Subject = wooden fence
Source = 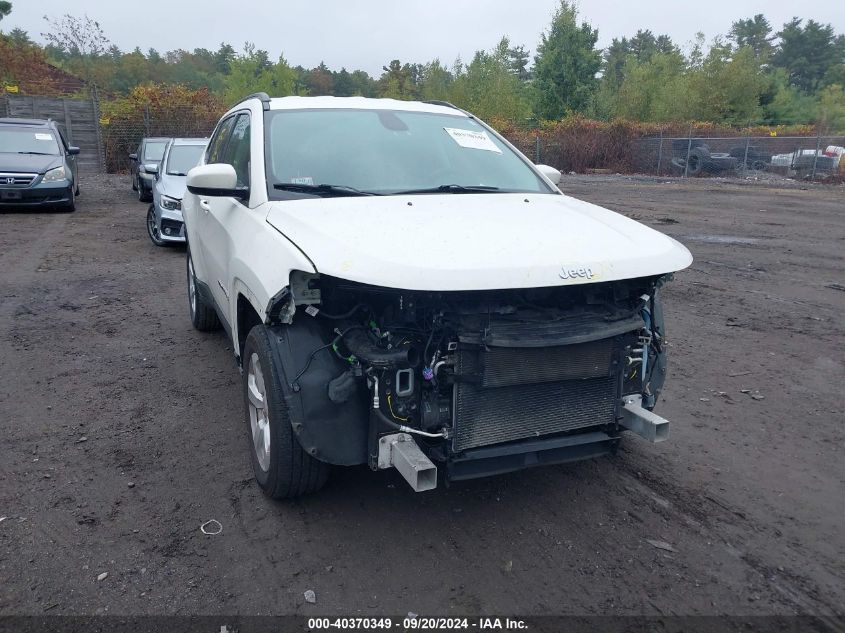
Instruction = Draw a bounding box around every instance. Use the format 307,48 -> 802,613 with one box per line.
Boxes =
1,94 -> 104,173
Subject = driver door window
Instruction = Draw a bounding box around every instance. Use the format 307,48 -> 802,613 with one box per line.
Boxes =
206,116 -> 235,164
222,113 -> 251,188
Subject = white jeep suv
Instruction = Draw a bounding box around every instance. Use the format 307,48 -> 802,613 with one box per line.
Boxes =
183,93 -> 692,498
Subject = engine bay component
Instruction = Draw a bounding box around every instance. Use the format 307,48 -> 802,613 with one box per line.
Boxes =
621,394 -> 670,443
273,271 -> 673,490
377,433 -> 438,492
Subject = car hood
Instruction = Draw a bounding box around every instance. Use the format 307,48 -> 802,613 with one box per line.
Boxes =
0,152 -> 62,174
157,173 -> 188,199
265,193 -> 693,291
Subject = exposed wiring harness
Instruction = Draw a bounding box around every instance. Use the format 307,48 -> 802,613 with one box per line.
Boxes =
387,393 -> 409,422
373,407 -> 448,439
289,325 -> 361,388
315,303 -> 366,320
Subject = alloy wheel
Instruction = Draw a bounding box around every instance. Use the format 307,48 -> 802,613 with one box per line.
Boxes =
247,352 -> 271,472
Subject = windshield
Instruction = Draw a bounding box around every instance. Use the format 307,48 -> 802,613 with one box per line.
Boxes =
264,109 -> 551,198
143,141 -> 168,161
166,144 -> 205,176
0,127 -> 61,155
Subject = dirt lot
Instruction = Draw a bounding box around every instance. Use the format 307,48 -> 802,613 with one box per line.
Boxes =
0,174 -> 843,620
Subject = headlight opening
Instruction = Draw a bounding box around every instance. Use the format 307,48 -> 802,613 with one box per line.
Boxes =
42,166 -> 67,182
161,196 -> 182,211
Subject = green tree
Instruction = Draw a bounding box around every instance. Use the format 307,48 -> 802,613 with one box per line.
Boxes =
593,29 -> 677,118
349,70 -> 377,97
817,84 -> 845,132
728,14 -> 775,60
507,44 -> 531,81
601,37 -> 631,89
532,0 -> 601,119
223,44 -> 296,103
762,69 -> 817,124
0,1 -> 11,22
688,43 -> 767,123
613,51 -> 691,121
628,30 -> 659,62
5,27 -> 31,46
378,60 -> 417,99
449,38 -> 530,122
333,68 -> 354,96
214,43 -> 236,74
418,59 -> 452,101
305,62 -> 334,96
772,18 -> 845,93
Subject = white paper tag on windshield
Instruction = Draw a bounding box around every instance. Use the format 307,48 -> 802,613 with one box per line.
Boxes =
444,127 -> 502,154
35,133 -> 53,141
291,176 -> 314,185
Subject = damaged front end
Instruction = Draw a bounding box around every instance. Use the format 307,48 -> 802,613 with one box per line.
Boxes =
266,271 -> 673,491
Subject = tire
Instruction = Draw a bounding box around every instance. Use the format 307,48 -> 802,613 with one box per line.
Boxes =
686,148 -> 706,176
131,175 -> 138,192
138,180 -> 152,203
242,325 -> 330,499
186,249 -> 220,331
59,188 -> 76,213
146,204 -> 167,247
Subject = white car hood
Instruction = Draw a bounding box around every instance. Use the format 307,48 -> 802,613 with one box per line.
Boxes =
265,193 -> 692,291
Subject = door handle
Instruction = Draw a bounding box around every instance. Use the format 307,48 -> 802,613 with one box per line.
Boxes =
200,199 -> 210,213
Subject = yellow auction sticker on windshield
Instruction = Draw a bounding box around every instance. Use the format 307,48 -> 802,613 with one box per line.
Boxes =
444,127 -> 502,154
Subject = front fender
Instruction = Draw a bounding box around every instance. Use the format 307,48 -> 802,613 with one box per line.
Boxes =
265,317 -> 369,466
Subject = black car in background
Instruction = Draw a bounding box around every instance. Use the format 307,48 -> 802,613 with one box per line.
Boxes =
0,118 -> 80,212
129,137 -> 169,202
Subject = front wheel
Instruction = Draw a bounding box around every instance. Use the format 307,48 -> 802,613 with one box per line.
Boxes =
186,249 -> 220,331
243,325 -> 330,499
59,188 -> 76,213
138,181 -> 151,203
146,205 -> 168,246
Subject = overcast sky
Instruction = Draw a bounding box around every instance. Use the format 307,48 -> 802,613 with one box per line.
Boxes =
6,0 -> 845,75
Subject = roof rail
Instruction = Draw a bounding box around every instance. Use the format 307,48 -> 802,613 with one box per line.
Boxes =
424,100 -> 460,110
236,92 -> 271,111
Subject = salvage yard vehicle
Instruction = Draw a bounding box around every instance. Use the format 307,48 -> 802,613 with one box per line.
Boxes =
146,137 -> 208,246
183,93 -> 692,498
129,137 -> 169,202
671,139 -> 738,176
728,145 -> 771,171
0,117 -> 80,212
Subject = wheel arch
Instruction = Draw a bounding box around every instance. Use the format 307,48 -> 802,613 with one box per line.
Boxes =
236,291 -> 264,361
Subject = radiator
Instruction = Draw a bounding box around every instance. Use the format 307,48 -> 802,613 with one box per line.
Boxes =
452,338 -> 619,452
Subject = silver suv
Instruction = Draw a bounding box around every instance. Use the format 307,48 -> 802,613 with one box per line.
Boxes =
146,137 -> 208,246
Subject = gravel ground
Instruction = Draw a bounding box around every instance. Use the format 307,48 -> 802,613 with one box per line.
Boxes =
0,174 -> 842,619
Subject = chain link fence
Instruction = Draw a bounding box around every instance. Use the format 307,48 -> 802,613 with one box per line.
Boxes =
100,103 -> 223,173
521,129 -> 845,182
629,133 -> 845,181
91,97 -> 845,183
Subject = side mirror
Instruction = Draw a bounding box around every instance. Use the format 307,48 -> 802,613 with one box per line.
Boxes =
143,163 -> 159,175
186,163 -> 248,199
67,146 -> 80,156
536,164 -> 562,186
128,153 -> 138,161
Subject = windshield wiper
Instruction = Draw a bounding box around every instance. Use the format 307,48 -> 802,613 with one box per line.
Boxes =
273,183 -> 380,197
17,151 -> 55,156
393,184 -> 501,195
